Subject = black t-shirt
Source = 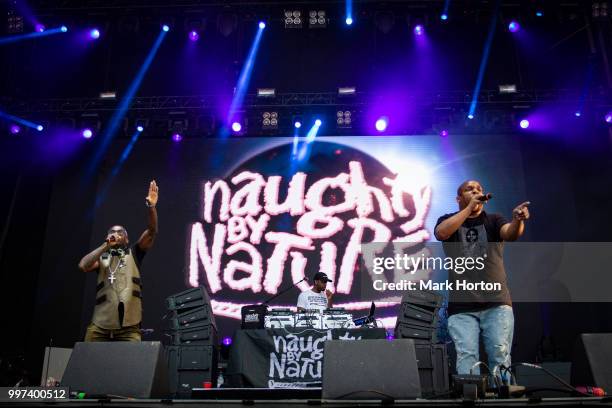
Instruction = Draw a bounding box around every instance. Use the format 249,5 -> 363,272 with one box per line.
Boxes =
106,245 -> 146,268
435,211 -> 512,315
131,244 -> 146,269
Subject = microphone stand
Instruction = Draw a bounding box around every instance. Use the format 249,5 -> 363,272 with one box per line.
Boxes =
262,277 -> 308,305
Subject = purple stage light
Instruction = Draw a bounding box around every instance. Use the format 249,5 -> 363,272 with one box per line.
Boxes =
386,332 -> 395,341
574,111 -> 581,117
375,117 -> 388,132
231,122 -> 242,132
10,124 -> 21,134
259,21 -> 266,29
35,24 -> 45,32
508,21 -> 520,33
172,133 -> 183,142
605,113 -> 612,123
414,25 -> 424,36
222,337 -> 233,346
440,129 -> 449,137
89,29 -> 100,39
519,119 -> 530,129
82,128 -> 93,139
188,30 -> 199,41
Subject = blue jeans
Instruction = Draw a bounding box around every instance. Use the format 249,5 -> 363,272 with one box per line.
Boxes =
447,305 -> 514,380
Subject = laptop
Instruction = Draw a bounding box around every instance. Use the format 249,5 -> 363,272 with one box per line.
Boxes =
352,302 -> 376,326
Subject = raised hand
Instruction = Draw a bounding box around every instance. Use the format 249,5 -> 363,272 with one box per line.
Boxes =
512,201 -> 530,221
145,180 -> 159,207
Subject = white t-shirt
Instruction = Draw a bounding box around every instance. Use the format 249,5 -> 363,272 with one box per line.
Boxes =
297,289 -> 328,312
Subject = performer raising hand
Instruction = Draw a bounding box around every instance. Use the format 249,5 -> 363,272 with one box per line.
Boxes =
78,180 -> 159,342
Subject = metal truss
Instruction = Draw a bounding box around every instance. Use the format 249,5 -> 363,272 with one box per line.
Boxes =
7,89 -> 610,114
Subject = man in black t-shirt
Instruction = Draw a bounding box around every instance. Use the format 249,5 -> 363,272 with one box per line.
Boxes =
435,180 -> 530,379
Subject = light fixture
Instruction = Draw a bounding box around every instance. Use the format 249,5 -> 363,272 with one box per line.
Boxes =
99,91 -> 117,99
336,110 -> 353,129
262,111 -> 279,130
498,84 -> 517,94
338,86 -> 356,96
284,10 -> 303,28
309,10 -> 327,28
257,88 -> 276,98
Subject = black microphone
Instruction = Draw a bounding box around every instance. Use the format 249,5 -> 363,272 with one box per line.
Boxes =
477,193 -> 493,202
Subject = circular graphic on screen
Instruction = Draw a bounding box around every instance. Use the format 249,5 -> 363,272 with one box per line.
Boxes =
188,140 -> 432,323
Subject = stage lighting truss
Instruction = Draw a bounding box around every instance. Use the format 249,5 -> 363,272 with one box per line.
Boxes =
262,111 -> 279,130
592,2 -> 609,19
336,109 -> 353,128
284,10 -> 303,28
7,11 -> 24,34
308,10 -> 327,28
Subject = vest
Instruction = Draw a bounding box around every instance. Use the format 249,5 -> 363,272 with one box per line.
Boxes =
92,248 -> 142,329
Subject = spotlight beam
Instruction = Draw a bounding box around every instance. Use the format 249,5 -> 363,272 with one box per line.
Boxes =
442,0 -> 451,19
225,23 -> 266,134
0,110 -> 43,130
0,26 -> 67,45
305,120 -> 321,143
85,28 -> 168,179
346,0 -> 353,24
468,0 -> 500,119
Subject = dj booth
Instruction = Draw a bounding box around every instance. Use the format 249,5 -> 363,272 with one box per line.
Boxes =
225,327 -> 387,388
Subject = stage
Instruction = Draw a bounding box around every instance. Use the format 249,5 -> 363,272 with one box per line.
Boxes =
1,395 -> 611,408
3,0 -> 612,402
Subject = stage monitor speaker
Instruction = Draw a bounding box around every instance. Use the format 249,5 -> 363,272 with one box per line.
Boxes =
571,333 -> 612,393
61,341 -> 169,398
322,339 -> 421,400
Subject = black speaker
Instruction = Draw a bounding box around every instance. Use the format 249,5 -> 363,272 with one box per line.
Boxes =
322,339 -> 421,400
61,341 -> 169,398
171,324 -> 218,346
168,345 -> 218,396
571,333 -> 612,393
166,286 -> 213,315
415,343 -> 449,397
395,322 -> 438,343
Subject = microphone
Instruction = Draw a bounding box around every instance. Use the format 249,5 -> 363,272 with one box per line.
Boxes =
477,193 -> 493,202
100,252 -> 111,268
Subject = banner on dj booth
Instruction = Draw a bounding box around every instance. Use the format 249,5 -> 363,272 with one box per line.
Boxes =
227,328 -> 386,388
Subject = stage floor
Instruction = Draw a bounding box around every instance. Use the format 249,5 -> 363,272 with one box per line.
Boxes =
1,396 -> 611,408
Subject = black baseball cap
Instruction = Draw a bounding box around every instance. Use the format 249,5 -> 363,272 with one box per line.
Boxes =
313,272 -> 332,283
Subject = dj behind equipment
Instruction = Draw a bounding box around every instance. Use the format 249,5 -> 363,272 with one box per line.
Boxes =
241,272 -> 374,330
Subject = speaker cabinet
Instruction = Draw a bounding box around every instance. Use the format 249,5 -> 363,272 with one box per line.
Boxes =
61,341 -> 169,398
